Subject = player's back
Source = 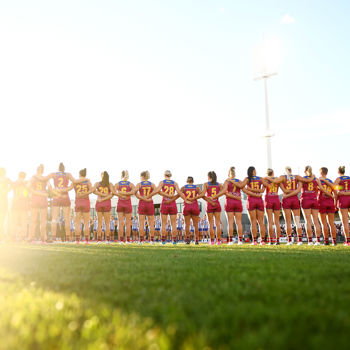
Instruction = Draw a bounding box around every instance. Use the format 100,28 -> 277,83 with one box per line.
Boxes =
54,172 -> 69,189
207,182 -> 220,200
140,181 -> 153,197
339,176 -> 350,193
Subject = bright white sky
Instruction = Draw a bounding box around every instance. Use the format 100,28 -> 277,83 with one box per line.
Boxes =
0,0 -> 349,185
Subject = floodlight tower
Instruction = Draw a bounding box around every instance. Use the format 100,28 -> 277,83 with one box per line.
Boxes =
254,70 -> 277,169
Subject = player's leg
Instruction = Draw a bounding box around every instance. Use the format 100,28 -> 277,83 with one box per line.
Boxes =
184,215 -> 191,243
138,215 -> 145,242
161,214 -> 167,243
302,209 -> 313,244
40,208 -> 48,242
274,210 -> 281,244
51,206 -> 60,241
192,215 -> 200,244
319,213 -> 329,244
82,212 -> 90,243
257,209 -> 266,244
62,206 -> 71,242
10,209 -> 18,240
214,212 -> 221,243
148,215 -> 155,243
30,208 -> 39,241
117,212 -> 124,242
125,213 -> 132,242
74,212 -> 82,243
170,215 -> 177,243
234,212 -> 243,244
97,212 -> 103,242
103,211 -> 111,242
207,213 -> 215,244
291,209 -> 302,244
226,212 -> 234,244
283,208 -> 292,243
311,209 -> 321,244
265,208 -> 274,244
248,210 -> 257,244
326,212 -> 336,245
339,208 -> 350,245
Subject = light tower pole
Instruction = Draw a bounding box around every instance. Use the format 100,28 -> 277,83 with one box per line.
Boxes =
255,71 -> 277,169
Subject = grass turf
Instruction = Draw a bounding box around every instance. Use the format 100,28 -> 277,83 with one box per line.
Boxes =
0,243 -> 350,350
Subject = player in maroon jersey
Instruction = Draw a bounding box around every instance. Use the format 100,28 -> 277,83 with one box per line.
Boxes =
324,166 -> 350,245
213,167 -> 243,245
0,168 -> 12,240
133,171 -> 156,243
152,170 -> 183,244
91,171 -> 114,243
197,171 -> 223,245
238,167 -> 270,245
317,167 -> 337,245
113,170 -> 135,243
46,163 -> 74,242
165,176 -> 201,244
67,168 -> 92,243
29,164 -> 53,243
11,172 -> 30,240
298,166 -> 323,245
269,167 -> 304,245
263,169 -> 281,245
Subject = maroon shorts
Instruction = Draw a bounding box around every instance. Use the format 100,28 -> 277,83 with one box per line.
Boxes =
96,199 -> 111,213
138,201 -> 154,216
207,200 -> 221,213
225,199 -> 243,212
318,198 -> 335,214
31,195 -> 47,209
265,196 -> 281,210
247,197 -> 264,211
52,195 -> 71,207
301,197 -> 319,210
161,202 -> 177,215
75,198 -> 90,213
117,200 -> 132,214
338,195 -> 350,209
183,202 -> 200,216
282,195 -> 300,210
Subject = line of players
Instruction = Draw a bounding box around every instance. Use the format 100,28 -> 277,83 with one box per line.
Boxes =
0,163 -> 349,246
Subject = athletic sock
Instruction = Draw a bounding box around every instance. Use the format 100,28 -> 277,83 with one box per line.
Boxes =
288,236 -> 292,243
347,237 -> 350,243
297,235 -> 302,242
316,236 -> 321,243
308,237 -> 313,243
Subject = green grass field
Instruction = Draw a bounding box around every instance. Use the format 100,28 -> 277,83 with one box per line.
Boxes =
0,243 -> 350,350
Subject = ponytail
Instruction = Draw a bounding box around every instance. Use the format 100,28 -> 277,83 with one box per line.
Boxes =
305,165 -> 312,177
121,170 -> 129,181
59,162 -> 65,172
339,166 -> 345,175
247,166 -> 255,183
79,168 -> 87,177
101,171 -> 109,187
208,171 -> 217,184
285,166 -> 292,181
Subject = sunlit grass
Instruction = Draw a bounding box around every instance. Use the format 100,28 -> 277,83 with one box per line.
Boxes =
0,243 -> 350,350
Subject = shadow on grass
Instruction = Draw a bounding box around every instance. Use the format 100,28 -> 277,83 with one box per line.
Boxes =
0,244 -> 350,349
